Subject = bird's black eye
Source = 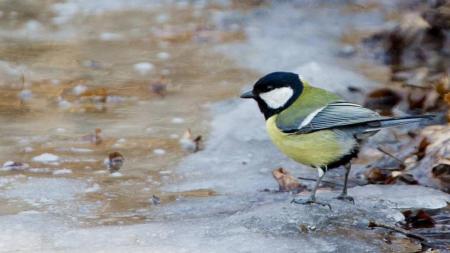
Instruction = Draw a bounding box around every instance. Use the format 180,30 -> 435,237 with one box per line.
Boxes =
266,85 -> 273,90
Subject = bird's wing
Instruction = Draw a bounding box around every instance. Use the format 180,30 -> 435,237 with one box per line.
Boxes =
278,101 -> 385,134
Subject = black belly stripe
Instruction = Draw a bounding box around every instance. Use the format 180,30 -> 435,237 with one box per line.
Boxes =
325,146 -> 360,170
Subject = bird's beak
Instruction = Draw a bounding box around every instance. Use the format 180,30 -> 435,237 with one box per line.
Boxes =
240,90 -> 254,99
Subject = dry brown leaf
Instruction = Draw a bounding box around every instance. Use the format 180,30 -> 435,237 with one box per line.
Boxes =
431,163 -> 450,193
415,137 -> 430,161
364,88 -> 402,115
108,151 -> 125,173
80,128 -> 103,145
365,168 -> 391,184
402,210 -> 435,229
272,168 -> 305,193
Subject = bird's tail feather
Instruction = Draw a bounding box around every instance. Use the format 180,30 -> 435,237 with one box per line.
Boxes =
365,115 -> 435,132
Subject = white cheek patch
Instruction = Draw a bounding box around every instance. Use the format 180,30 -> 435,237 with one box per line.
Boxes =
259,87 -> 293,109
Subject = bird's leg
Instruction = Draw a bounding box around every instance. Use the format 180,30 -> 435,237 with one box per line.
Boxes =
336,163 -> 354,203
292,167 -> 331,209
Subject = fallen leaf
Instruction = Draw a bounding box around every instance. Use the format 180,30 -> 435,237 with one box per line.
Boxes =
365,168 -> 392,184
272,168 -> 305,193
107,151 -> 124,173
431,163 -> 450,193
81,128 -> 103,145
364,88 -> 402,115
179,129 -> 203,153
402,209 -> 435,229
415,137 -> 430,161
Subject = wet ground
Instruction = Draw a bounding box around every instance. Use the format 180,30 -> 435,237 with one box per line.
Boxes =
0,0 -> 256,225
0,1 -> 449,252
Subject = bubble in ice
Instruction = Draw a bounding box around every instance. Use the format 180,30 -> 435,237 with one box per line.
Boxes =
85,184 -> 101,193
52,169 -> 72,175
58,99 -> 72,110
171,117 -> 185,124
153,149 -> 166,156
110,172 -> 123,177
99,32 -> 123,41
72,84 -> 87,95
32,153 -> 59,163
133,62 -> 154,75
18,89 -> 32,101
157,52 -> 171,60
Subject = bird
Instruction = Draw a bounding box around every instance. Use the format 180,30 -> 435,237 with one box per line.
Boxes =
240,72 -> 433,206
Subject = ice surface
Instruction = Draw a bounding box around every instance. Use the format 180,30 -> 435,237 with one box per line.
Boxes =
32,153 -> 60,163
133,62 -> 155,75
1,177 -> 86,206
1,1 -> 448,252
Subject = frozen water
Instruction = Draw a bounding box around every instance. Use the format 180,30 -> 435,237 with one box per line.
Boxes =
32,153 -> 60,163
1,178 -> 86,206
53,169 -> 73,175
171,117 -> 185,124
72,84 -> 87,96
0,1 -> 448,252
153,149 -> 166,156
157,52 -> 171,60
349,185 -> 450,209
133,62 -> 154,75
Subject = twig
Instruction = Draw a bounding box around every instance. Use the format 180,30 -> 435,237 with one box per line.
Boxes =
368,221 -> 433,249
377,146 -> 404,165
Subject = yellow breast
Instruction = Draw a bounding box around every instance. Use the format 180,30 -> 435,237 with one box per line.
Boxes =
265,116 -> 353,167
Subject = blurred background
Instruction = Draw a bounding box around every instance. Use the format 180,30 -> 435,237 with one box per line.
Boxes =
0,0 -> 448,252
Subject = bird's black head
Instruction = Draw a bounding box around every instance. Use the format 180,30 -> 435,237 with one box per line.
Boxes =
240,72 -> 303,119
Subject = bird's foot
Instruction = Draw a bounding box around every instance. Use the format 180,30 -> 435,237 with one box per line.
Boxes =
291,198 -> 332,210
335,194 -> 354,204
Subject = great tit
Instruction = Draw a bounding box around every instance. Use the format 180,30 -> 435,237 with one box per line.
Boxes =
241,72 -> 433,206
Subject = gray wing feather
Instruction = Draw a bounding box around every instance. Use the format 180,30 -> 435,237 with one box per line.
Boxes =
290,101 -> 384,134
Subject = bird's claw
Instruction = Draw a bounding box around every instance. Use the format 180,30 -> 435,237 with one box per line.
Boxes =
336,194 -> 355,204
291,198 -> 332,210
